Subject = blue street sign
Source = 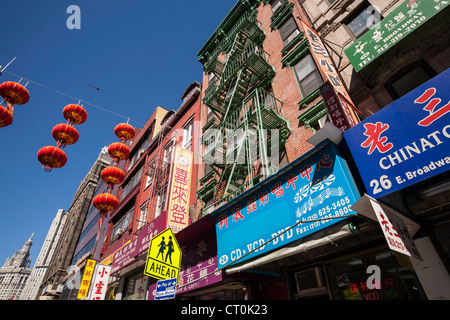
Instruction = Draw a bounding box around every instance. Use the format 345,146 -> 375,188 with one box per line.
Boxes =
154,277 -> 177,300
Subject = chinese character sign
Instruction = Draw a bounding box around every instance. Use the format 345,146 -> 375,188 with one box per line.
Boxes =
214,141 -> 361,269
369,199 -> 421,260
344,0 -> 450,72
301,21 -> 359,128
344,69 -> 450,198
90,265 -> 111,300
77,259 -> 96,300
320,82 -> 353,131
167,147 -> 193,233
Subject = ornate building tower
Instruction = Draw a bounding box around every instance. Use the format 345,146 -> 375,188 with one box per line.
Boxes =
0,234 -> 34,300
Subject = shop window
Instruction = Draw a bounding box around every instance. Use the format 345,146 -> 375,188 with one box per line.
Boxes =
326,248 -> 427,300
123,273 -> 148,300
293,54 -> 323,98
343,2 -> 382,39
279,16 -> 301,46
385,62 -> 436,100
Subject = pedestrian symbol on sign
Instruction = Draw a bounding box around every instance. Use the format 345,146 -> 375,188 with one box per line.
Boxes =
144,228 -> 181,282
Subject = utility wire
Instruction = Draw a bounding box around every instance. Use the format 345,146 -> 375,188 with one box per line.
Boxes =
0,48 -> 152,112
2,69 -> 144,126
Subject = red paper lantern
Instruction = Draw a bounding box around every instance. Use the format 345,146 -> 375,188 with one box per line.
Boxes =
62,104 -> 87,125
108,142 -> 131,161
52,123 -> 79,147
37,146 -> 68,171
92,193 -> 119,213
101,166 -> 125,185
0,105 -> 13,127
0,81 -> 30,105
114,123 -> 135,141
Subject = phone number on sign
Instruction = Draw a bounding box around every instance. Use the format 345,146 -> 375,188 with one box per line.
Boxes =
315,196 -> 353,220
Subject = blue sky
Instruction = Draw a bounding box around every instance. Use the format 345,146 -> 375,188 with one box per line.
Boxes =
0,0 -> 236,267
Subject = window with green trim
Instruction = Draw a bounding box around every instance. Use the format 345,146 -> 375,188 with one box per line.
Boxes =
270,0 -> 286,12
279,16 -> 300,46
293,54 -> 323,98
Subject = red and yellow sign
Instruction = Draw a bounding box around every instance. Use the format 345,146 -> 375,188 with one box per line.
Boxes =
167,147 -> 193,233
77,259 -> 96,299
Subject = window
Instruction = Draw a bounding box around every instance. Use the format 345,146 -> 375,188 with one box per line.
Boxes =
385,62 -> 436,100
155,184 -> 168,218
205,197 -> 215,215
270,0 -> 286,12
207,107 -> 214,123
137,202 -> 148,230
313,114 -> 331,133
293,54 -> 323,98
120,168 -> 143,201
208,72 -> 216,86
279,17 -> 300,46
145,159 -> 156,189
344,2 -> 382,39
182,119 -> 193,149
112,207 -> 134,239
163,142 -> 173,163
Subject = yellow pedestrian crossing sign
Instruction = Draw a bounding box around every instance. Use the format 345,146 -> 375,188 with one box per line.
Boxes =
144,228 -> 182,281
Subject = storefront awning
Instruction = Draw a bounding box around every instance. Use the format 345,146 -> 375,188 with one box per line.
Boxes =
225,220 -> 363,274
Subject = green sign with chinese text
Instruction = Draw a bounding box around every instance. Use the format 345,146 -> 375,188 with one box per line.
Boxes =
345,0 -> 449,72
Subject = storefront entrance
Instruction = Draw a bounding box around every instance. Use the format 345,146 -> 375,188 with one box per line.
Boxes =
287,247 -> 427,300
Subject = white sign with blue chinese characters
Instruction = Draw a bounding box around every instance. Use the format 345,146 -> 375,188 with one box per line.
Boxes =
213,141 -> 361,269
344,69 -> 450,198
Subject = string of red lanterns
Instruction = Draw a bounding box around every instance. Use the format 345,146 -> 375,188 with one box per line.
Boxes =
92,123 -> 135,220
0,81 -> 30,128
37,104 -> 87,172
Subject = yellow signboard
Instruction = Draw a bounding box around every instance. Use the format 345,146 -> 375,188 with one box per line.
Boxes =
77,259 -> 96,299
144,228 -> 181,281
167,147 -> 193,233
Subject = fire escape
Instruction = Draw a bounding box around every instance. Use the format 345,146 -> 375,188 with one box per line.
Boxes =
197,11 -> 291,216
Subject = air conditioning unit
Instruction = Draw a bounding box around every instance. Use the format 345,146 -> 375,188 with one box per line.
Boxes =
294,267 -> 327,297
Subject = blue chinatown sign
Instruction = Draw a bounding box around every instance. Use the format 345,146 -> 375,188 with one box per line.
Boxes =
212,141 -> 361,269
344,69 -> 450,199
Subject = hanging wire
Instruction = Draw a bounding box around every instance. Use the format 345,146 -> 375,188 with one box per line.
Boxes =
0,48 -> 152,111
2,69 -> 144,126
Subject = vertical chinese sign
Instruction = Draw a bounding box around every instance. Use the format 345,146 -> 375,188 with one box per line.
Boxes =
167,147 -> 193,233
90,264 -> 111,300
77,259 -> 96,299
301,20 -> 359,129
